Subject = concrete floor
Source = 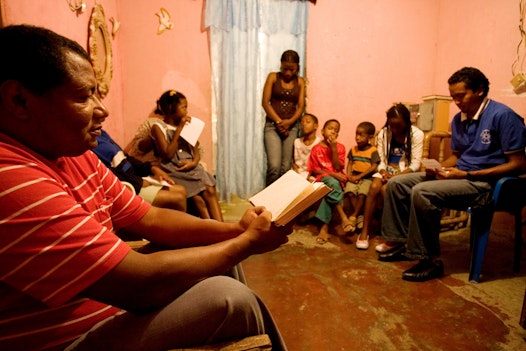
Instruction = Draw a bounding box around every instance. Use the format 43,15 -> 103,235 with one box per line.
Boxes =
221,196 -> 526,351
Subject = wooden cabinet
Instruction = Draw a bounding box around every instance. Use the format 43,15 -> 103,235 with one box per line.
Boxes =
417,95 -> 453,132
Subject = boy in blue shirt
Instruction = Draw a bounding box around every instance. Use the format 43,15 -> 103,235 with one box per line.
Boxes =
378,67 -> 526,282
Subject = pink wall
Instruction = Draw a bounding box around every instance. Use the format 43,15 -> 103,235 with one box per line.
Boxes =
435,0 -> 526,119
306,0 -> 440,142
116,1 -> 212,167
2,0 -> 524,172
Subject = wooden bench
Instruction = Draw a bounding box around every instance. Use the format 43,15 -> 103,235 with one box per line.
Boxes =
170,334 -> 272,351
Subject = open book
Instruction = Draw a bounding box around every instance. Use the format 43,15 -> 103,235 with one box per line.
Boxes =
248,170 -> 331,226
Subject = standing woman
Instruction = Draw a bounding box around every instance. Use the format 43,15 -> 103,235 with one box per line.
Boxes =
262,49 -> 306,186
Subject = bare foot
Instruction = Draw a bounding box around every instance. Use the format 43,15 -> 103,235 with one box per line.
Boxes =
316,227 -> 330,245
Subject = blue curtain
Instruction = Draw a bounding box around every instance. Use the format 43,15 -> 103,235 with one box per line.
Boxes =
205,0 -> 310,201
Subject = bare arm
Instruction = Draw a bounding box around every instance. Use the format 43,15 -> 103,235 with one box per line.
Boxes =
83,207 -> 291,313
151,119 -> 190,161
262,72 -> 281,123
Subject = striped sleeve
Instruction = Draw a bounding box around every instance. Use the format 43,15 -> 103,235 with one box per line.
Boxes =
0,149 -> 150,307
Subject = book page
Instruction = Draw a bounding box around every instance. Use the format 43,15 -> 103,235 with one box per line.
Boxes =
273,182 -> 330,226
180,116 -> 205,146
249,170 -> 312,220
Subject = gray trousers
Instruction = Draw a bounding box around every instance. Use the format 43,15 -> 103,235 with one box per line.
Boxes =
65,274 -> 287,351
381,172 -> 493,259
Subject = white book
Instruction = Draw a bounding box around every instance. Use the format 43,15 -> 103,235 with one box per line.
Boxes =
249,170 -> 331,226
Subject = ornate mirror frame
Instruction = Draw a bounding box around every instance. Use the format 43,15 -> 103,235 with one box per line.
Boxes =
88,4 -> 112,98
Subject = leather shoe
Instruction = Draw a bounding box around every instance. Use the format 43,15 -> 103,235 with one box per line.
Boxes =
402,259 -> 444,282
378,245 -> 410,262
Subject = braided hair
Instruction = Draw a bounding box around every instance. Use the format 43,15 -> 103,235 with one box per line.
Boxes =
385,103 -> 413,164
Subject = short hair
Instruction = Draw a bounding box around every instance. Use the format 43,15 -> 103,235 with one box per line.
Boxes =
281,50 -> 300,64
447,67 -> 490,97
323,119 -> 340,129
357,121 -> 376,136
155,90 -> 187,116
0,24 -> 90,95
302,113 -> 319,125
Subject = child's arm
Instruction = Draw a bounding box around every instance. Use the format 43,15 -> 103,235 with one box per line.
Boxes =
346,149 -> 354,179
292,140 -> 300,173
353,163 -> 379,182
175,141 -> 201,172
329,137 -> 342,171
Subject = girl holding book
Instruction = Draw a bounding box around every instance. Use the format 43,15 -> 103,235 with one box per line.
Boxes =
150,90 -> 223,221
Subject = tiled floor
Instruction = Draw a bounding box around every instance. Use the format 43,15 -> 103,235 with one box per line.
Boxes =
221,196 -> 526,351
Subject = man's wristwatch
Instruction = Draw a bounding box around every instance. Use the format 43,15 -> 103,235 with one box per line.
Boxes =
467,171 -> 473,180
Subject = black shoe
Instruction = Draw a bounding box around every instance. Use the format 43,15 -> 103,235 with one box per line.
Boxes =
378,245 -> 410,262
402,259 -> 444,282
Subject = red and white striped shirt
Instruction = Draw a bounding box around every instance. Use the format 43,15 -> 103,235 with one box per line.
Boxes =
0,133 -> 151,350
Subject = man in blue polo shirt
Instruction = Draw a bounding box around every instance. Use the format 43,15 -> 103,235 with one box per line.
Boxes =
376,67 -> 526,282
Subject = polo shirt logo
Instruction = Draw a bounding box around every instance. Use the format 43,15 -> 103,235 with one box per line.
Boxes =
480,129 -> 491,144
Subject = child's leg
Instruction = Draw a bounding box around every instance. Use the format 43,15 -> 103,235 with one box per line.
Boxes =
201,185 -> 224,222
317,223 -> 330,244
316,176 -> 354,233
192,195 -> 211,219
354,194 -> 366,231
348,193 -> 359,217
358,178 -> 382,241
344,182 -> 359,218
335,203 -> 353,231
355,179 -> 371,226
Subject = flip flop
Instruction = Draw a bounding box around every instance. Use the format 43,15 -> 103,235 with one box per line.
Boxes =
343,216 -> 357,233
356,215 -> 364,230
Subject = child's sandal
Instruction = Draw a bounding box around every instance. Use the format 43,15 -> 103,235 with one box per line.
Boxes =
343,216 -> 356,233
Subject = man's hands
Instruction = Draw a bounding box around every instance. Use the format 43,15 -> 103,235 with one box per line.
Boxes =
425,167 -> 466,180
238,206 -> 291,255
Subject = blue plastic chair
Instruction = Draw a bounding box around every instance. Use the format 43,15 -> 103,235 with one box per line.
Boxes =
469,176 -> 526,283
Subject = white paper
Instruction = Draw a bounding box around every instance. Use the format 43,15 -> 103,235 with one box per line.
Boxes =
422,158 -> 442,170
180,116 -> 205,146
142,176 -> 171,187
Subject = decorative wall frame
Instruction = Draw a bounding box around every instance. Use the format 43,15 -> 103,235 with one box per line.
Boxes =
88,4 -> 112,98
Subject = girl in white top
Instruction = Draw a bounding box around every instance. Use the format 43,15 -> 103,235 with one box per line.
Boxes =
356,104 -> 424,250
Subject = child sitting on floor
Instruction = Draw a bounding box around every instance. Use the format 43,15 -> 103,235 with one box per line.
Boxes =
307,119 -> 354,244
